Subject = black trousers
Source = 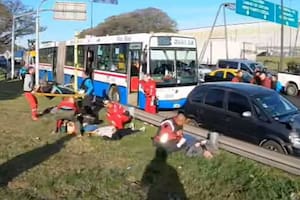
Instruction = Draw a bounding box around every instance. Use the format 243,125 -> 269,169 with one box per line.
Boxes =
104,128 -> 139,140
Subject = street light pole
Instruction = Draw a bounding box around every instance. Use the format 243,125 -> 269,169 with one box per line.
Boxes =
35,0 -> 47,87
223,5 -> 229,60
11,16 -> 15,79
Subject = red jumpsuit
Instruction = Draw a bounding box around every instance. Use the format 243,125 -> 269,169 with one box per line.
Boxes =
154,118 -> 183,144
107,102 -> 131,129
141,79 -> 157,114
56,98 -> 80,131
24,92 -> 38,120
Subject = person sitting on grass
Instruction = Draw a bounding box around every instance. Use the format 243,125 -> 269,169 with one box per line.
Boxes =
152,112 -> 219,159
43,96 -> 81,134
104,100 -> 133,130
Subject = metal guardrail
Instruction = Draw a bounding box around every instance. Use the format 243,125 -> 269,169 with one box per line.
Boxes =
133,108 -> 300,176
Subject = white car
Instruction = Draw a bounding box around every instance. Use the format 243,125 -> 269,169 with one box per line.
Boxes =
198,65 -> 212,82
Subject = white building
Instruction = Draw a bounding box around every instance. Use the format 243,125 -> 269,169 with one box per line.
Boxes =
179,21 -> 300,57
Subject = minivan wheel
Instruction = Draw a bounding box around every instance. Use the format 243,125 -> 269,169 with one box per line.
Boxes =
286,83 -> 298,96
261,140 -> 286,154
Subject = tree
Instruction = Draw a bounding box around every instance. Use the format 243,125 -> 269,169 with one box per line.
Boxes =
80,7 -> 177,37
0,0 -> 46,51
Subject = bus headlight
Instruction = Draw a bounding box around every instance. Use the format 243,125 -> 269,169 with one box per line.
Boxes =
289,132 -> 300,149
160,133 -> 169,144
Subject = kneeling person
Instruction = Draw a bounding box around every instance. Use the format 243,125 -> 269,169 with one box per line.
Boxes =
153,113 -> 218,158
104,100 -> 133,129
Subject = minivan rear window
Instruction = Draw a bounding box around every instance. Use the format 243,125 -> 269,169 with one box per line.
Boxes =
218,61 -> 238,69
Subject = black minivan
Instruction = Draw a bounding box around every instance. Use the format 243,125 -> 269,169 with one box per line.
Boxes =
184,82 -> 300,156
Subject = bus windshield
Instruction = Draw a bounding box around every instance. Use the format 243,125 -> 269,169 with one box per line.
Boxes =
150,49 -> 197,86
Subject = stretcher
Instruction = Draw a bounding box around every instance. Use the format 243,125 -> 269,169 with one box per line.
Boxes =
35,92 -> 84,98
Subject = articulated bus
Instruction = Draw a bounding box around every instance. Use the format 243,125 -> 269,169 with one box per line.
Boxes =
37,33 -> 198,110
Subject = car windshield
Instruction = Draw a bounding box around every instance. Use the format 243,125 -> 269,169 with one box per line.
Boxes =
255,93 -> 298,118
150,49 -> 197,86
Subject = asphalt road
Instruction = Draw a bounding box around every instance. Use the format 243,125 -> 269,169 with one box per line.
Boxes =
284,95 -> 300,108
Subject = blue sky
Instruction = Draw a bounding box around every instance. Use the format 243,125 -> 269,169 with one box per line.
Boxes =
17,0 -> 299,46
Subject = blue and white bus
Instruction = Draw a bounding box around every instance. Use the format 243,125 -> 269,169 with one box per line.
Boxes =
38,33 -> 198,110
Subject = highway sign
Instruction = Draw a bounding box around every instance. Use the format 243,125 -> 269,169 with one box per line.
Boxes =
236,0 -> 275,22
275,5 -> 299,28
236,0 -> 299,28
54,2 -> 87,21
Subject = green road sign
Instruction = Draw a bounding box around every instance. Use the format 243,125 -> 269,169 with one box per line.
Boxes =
236,0 -> 299,28
275,5 -> 299,28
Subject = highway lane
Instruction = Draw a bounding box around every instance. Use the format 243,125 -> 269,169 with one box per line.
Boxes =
285,95 -> 300,108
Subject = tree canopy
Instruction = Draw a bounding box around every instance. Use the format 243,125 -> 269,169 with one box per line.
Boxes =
0,0 -> 46,51
80,7 -> 177,37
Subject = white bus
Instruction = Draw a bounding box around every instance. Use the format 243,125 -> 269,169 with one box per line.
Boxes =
38,33 -> 198,110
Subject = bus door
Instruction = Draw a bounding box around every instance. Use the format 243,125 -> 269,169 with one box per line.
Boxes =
127,43 -> 142,106
52,47 -> 57,81
84,45 -> 96,78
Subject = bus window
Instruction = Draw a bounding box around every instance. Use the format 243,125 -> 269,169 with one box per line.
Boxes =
65,46 -> 74,66
78,45 -> 84,68
150,49 -> 175,84
111,43 -> 128,73
176,50 -> 197,84
96,44 -> 110,70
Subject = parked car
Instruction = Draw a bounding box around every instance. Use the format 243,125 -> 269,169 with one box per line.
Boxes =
204,68 -> 253,83
217,59 -> 266,75
184,82 -> 300,156
0,56 -> 7,68
198,64 -> 212,82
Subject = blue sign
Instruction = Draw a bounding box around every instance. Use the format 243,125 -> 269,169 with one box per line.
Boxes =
236,0 -> 275,22
236,0 -> 299,28
275,5 -> 299,28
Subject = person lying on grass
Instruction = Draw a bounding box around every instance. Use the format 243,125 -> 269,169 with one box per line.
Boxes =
152,112 -> 219,159
88,124 -> 146,140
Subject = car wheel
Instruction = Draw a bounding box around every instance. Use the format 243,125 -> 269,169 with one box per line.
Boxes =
286,83 -> 298,96
261,140 -> 286,154
187,118 -> 199,127
108,86 -> 120,102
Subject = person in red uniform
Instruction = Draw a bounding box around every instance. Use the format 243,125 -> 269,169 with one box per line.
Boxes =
259,72 -> 271,89
51,97 -> 80,134
153,113 -> 187,153
23,67 -> 39,121
231,70 -> 243,83
141,74 -> 157,114
104,100 -> 132,130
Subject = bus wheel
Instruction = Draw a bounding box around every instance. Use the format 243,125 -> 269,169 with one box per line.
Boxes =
108,86 -> 120,102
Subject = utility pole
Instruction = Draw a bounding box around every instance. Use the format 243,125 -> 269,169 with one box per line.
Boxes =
11,16 -> 15,79
223,5 -> 229,60
90,0 -> 94,28
280,0 -> 284,70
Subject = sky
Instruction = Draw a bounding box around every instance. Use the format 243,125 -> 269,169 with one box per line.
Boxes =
17,0 -> 299,47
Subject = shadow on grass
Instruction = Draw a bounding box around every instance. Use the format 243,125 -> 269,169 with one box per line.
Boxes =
0,79 -> 23,101
141,147 -> 187,200
0,135 -> 73,187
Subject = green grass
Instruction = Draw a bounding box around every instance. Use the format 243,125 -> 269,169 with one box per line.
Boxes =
257,56 -> 300,72
0,80 -> 300,199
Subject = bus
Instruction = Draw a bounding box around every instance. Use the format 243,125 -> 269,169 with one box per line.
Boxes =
38,33 -> 198,110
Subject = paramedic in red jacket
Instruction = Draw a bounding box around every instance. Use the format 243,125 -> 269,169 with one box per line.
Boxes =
259,72 -> 271,89
52,97 -> 80,133
141,74 -> 157,114
23,67 -> 38,121
153,113 -> 187,152
105,100 -> 132,129
231,70 -> 243,83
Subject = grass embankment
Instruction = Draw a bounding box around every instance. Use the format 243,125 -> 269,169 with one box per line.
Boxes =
257,56 -> 300,72
0,80 -> 299,199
